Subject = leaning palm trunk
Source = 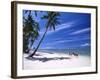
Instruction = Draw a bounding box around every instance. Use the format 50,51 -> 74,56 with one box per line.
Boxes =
28,28 -> 48,57
28,12 -> 60,57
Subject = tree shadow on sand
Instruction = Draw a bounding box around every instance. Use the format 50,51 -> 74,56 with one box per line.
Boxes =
26,56 -> 71,62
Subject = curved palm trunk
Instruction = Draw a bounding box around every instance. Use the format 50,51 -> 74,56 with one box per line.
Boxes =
28,28 -> 48,57
28,12 -> 60,57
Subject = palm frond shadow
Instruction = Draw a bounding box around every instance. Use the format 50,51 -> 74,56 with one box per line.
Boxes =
26,56 -> 71,62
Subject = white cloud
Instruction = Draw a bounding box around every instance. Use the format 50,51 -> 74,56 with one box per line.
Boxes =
81,43 -> 90,47
44,46 -> 53,49
70,28 -> 90,35
43,21 -> 76,35
46,37 -> 90,46
56,22 -> 74,31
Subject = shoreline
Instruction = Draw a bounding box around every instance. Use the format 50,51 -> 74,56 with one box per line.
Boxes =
23,51 -> 91,70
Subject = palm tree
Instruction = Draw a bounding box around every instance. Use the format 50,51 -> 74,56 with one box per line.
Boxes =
29,11 -> 60,57
23,11 -> 39,53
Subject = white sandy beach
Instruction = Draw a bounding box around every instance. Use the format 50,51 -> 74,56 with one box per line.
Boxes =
23,51 -> 91,70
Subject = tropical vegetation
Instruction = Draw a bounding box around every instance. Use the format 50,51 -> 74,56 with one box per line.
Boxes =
23,10 -> 61,57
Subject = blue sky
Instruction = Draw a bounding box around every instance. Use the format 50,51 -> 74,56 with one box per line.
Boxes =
23,10 -> 91,49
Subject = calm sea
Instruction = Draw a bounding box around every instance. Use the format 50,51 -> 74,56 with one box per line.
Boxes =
38,47 -> 91,56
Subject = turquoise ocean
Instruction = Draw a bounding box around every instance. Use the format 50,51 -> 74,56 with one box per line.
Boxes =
38,46 -> 91,56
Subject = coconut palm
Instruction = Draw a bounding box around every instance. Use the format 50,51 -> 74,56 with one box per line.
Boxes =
23,11 -> 39,53
29,11 -> 61,57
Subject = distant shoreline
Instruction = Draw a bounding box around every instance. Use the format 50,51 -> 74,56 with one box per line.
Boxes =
25,48 -> 91,56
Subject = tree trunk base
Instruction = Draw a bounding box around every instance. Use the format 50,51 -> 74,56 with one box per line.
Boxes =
28,52 -> 36,57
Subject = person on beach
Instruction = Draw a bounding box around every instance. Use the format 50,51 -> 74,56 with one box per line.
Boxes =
72,52 -> 78,57
69,52 -> 72,56
69,51 -> 79,57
